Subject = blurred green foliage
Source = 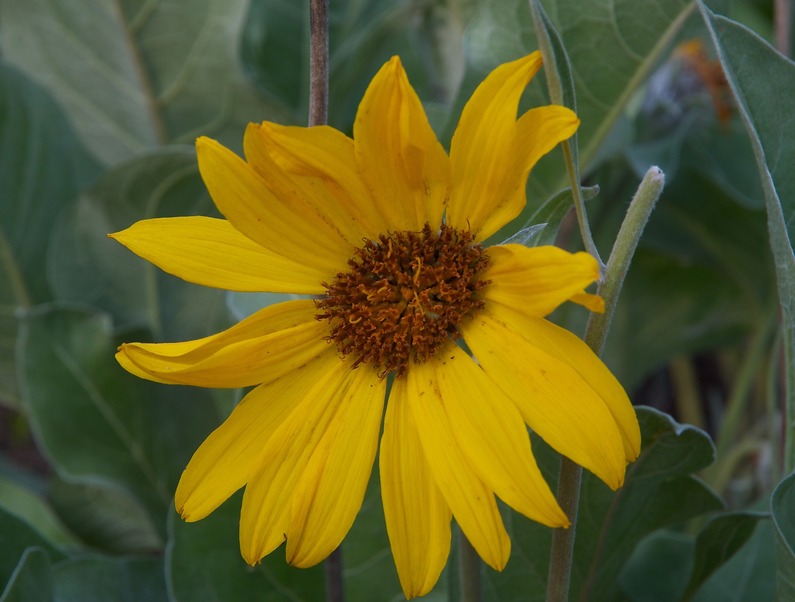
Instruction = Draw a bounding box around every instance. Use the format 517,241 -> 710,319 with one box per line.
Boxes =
0,0 -> 793,600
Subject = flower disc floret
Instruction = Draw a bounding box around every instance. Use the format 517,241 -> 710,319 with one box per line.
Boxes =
316,224 -> 489,377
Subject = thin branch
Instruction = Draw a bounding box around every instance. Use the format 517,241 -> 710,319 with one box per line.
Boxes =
309,0 -> 329,127
325,545 -> 344,602
775,0 -> 792,58
309,2 -> 340,599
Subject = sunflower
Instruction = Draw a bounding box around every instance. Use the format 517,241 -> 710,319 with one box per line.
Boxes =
111,52 -> 640,598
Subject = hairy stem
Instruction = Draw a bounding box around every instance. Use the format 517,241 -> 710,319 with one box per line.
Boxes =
546,167 -> 665,602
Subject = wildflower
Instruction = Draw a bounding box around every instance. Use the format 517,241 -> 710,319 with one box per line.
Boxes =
111,52 -> 640,598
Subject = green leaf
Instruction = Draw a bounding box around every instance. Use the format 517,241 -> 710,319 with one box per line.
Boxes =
689,519 -> 776,602
683,512 -> 767,600
513,185 -> 600,248
17,305 -> 219,533
0,0 -> 276,164
772,473 -> 795,600
48,479 -> 162,555
0,65 -> 99,409
620,513 -> 769,602
240,0 -> 305,114
48,147 -> 229,340
0,548 -> 53,602
51,556 -> 167,602
698,4 -> 795,471
686,122 -> 765,211
0,507 -> 63,589
573,408 -> 722,601
0,475 -> 76,548
619,531 -> 694,602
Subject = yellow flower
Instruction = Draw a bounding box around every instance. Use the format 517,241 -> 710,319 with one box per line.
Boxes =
111,52 -> 640,599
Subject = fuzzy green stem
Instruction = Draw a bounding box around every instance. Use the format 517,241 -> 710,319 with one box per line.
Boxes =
584,167 -> 665,355
545,457 -> 583,602
546,167 -> 665,602
459,531 -> 482,602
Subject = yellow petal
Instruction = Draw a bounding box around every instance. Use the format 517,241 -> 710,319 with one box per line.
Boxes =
405,363 -> 511,570
489,305 -> 640,462
462,310 -> 627,489
110,216 -> 327,294
447,53 -> 579,240
238,359 -> 356,564
380,373 -> 452,599
243,123 -> 374,249
286,367 -> 386,567
254,122 -> 388,240
434,346 -> 568,527
174,347 -> 339,521
482,244 -> 601,318
196,136 -> 351,274
477,106 -> 578,240
353,56 -> 451,231
116,300 -> 329,388
570,292 -> 605,313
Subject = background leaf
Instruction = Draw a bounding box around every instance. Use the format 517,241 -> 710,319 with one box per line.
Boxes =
48,479 -> 162,555
0,507 -> 63,589
684,512 -> 766,599
698,3 -> 795,474
619,531 -> 694,602
0,65 -> 99,409
0,548 -> 53,602
48,148 -> 229,339
689,519 -> 776,602
51,556 -> 167,602
17,306 -> 219,534
0,0 -> 276,164
771,472 -> 795,600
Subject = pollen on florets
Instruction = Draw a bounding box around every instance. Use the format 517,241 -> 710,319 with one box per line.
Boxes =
315,224 -> 490,378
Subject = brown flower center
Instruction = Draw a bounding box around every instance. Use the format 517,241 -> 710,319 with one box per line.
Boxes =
316,224 -> 490,377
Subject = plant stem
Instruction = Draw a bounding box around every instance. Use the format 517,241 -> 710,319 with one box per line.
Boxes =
459,531 -> 482,602
309,0 -> 329,127
546,166 -> 665,602
545,457 -> 582,602
325,545 -> 344,602
309,2 -> 340,600
775,0 -> 792,57
584,167 -> 665,356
